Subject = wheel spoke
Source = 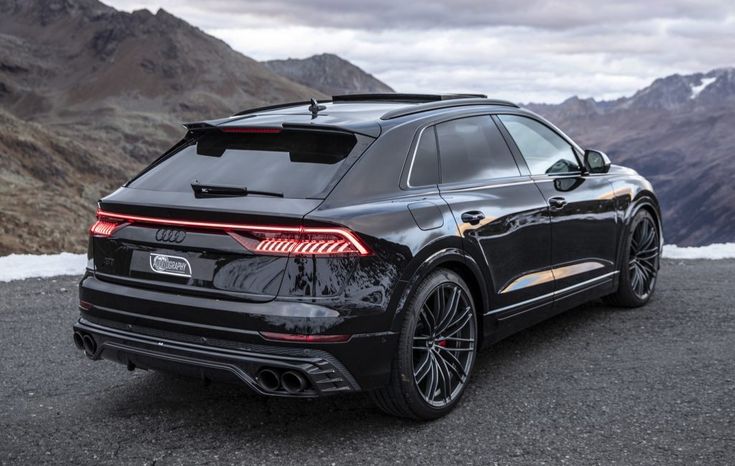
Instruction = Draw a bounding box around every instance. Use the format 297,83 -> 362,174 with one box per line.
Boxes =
433,286 -> 445,327
425,354 -> 439,401
443,336 -> 475,343
440,307 -> 473,339
435,286 -> 459,336
419,304 -> 435,335
414,353 -> 432,382
433,350 -> 453,402
436,347 -> 467,381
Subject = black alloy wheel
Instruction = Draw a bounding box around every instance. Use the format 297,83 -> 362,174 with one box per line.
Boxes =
412,283 -> 476,407
628,215 -> 660,300
605,209 -> 660,307
370,269 -> 478,420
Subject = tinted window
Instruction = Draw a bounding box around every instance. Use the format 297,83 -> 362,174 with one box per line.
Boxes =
409,126 -> 439,186
129,130 -> 357,199
498,115 -> 580,175
435,116 -> 520,184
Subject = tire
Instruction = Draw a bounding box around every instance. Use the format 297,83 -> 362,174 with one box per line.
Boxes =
605,209 -> 661,308
370,268 -> 478,420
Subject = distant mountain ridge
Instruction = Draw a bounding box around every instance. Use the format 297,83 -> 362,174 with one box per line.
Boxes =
526,68 -> 735,246
264,53 -> 394,96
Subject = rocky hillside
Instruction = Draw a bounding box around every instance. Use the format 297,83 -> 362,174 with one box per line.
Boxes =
527,68 -> 735,246
264,53 -> 394,95
0,0 -> 330,254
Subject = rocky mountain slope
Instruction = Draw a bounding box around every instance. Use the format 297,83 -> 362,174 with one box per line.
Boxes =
264,53 -> 394,96
0,0 -> 332,254
527,68 -> 735,246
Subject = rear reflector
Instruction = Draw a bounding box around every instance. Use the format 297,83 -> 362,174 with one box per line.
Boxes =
260,332 -> 351,343
94,210 -> 371,256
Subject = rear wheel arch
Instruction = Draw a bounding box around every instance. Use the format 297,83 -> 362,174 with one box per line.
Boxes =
388,247 -> 490,339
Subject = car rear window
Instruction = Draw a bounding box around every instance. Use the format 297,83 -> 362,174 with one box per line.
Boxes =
128,129 -> 358,199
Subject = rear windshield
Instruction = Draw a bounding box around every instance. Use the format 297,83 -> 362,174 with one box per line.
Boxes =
128,129 -> 358,199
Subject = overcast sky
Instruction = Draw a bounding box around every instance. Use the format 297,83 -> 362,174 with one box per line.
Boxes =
109,0 -> 734,103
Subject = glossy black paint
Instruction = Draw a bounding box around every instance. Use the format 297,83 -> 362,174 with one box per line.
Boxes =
75,99 -> 662,394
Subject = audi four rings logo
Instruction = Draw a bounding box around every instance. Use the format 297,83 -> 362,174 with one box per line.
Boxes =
156,228 -> 186,243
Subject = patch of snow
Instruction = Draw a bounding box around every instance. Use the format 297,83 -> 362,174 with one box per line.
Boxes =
0,253 -> 87,282
690,77 -> 716,99
662,243 -> 735,260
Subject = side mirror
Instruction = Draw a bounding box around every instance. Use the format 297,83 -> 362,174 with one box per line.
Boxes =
584,149 -> 611,174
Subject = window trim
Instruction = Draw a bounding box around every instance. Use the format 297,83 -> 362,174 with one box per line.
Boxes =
494,112 -> 585,177
405,125 -> 440,189
403,113 -> 527,190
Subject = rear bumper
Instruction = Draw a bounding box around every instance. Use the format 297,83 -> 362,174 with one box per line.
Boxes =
74,318 -> 365,396
76,274 -> 399,392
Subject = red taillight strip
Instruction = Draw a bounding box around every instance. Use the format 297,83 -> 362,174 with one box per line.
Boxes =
98,210 -> 300,232
260,332 -> 351,343
96,210 -> 371,255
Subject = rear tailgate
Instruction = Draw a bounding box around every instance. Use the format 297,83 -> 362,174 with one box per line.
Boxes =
89,126 -> 371,302
94,193 -> 323,302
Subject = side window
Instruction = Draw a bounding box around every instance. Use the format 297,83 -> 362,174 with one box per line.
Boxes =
435,115 -> 520,184
498,115 -> 580,175
408,126 -> 439,186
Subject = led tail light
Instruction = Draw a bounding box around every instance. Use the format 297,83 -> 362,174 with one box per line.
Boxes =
232,228 -> 370,256
89,218 -> 123,237
94,210 -> 371,256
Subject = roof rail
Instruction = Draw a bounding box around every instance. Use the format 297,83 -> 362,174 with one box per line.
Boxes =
233,99 -> 330,116
333,93 -> 487,103
380,98 -> 519,120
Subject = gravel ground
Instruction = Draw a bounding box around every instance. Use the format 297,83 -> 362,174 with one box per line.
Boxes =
1,260 -> 733,465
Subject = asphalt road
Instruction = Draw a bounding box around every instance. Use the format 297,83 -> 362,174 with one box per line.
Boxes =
1,260 -> 733,465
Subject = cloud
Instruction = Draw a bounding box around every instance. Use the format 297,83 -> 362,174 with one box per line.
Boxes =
111,0 -> 732,30
107,0 -> 735,103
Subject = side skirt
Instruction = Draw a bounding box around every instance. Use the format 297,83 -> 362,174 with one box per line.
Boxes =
481,272 -> 618,346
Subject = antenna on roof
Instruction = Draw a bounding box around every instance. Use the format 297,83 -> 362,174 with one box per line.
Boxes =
308,98 -> 327,118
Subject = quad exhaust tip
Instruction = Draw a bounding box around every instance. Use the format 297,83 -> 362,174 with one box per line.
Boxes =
256,368 -> 309,394
81,334 -> 97,359
281,371 -> 307,394
256,368 -> 281,392
72,331 -> 84,351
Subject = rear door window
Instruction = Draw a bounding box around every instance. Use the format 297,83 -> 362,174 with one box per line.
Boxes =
435,115 -> 521,185
128,129 -> 358,199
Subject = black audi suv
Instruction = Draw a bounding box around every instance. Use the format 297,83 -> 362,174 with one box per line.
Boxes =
72,94 -> 662,420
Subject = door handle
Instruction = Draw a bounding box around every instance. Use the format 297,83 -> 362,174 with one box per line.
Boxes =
548,197 -> 567,209
461,211 -> 485,225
